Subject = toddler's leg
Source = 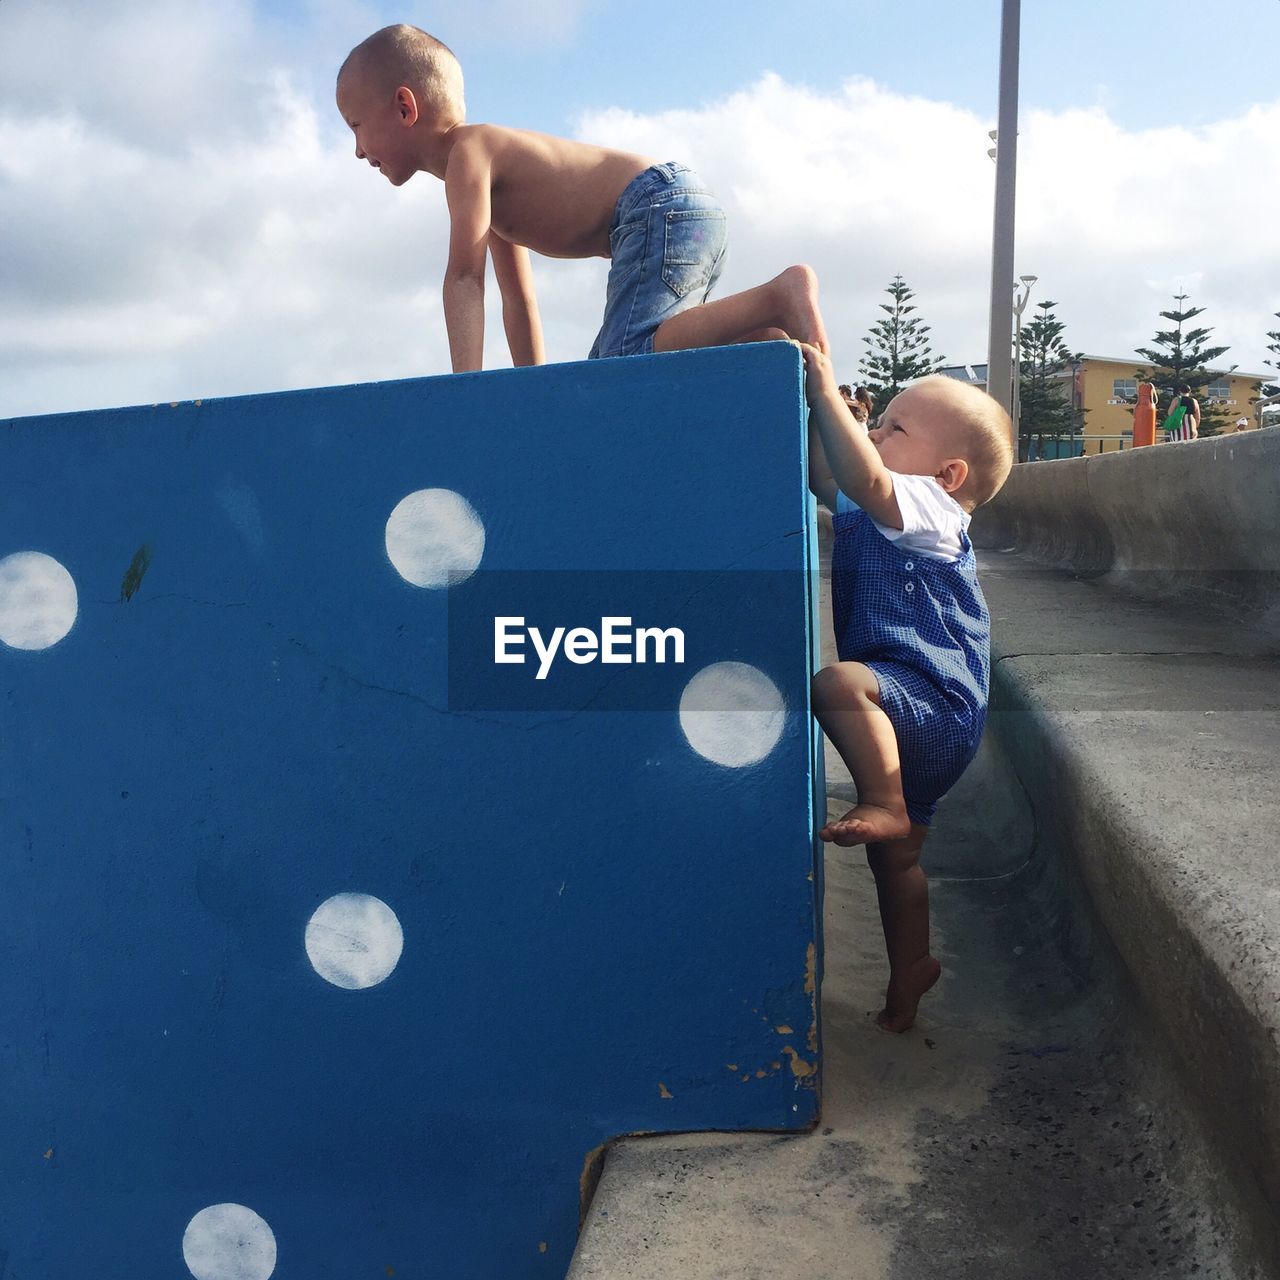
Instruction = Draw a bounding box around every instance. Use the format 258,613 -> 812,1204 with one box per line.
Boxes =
812,662 -> 911,845
867,827 -> 941,1033
651,265 -> 830,355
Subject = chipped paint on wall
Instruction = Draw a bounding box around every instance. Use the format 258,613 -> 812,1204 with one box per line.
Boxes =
782,1046 -> 817,1079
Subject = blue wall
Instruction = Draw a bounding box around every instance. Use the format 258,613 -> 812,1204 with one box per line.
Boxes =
1,344 -> 821,1278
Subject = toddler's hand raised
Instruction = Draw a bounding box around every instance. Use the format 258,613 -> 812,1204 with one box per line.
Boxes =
795,341 -> 836,406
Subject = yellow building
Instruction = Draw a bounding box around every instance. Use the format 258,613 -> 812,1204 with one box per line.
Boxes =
1069,356 -> 1270,452
939,357 -> 1270,455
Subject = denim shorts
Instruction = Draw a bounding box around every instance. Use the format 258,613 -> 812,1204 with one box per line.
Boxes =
588,162 -> 728,359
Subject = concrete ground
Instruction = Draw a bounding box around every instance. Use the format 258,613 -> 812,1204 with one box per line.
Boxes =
569,523 -> 1271,1280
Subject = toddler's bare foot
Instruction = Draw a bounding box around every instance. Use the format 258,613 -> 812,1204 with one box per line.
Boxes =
773,264 -> 830,354
820,802 -> 910,846
876,955 -> 942,1033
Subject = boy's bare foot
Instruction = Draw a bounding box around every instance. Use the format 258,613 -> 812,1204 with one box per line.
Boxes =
773,264 -> 830,354
820,802 -> 911,846
876,955 -> 942,1033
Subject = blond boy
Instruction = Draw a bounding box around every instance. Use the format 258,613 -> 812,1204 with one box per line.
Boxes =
336,25 -> 828,372
801,347 -> 1013,1031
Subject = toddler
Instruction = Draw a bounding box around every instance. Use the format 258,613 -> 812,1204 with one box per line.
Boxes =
802,345 -> 1013,1031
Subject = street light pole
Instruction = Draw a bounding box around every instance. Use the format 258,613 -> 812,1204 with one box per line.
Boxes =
1012,274 -> 1037,442
987,0 -> 1021,443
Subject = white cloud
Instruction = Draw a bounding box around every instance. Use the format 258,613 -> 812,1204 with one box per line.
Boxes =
0,45 -> 454,412
2,38 -> 1277,420
0,0 -> 267,151
1011,101 -> 1280,369
578,77 -> 1280,380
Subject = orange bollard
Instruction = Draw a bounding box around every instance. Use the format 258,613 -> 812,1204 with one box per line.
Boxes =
1133,381 -> 1157,448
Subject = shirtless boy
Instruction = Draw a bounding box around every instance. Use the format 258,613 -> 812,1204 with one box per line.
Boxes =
802,344 -> 1013,1031
336,24 -> 828,372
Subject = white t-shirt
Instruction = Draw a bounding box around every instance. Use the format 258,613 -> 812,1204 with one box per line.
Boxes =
835,472 -> 971,563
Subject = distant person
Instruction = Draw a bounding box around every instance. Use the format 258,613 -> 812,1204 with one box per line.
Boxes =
335,24 -> 829,372
1162,384 -> 1200,442
853,385 -> 875,425
1235,416 -> 1249,432
838,384 -> 875,426
802,339 -> 1013,1032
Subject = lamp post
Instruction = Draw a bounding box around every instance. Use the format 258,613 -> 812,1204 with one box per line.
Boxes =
986,0 -> 1021,442
1011,274 -> 1037,440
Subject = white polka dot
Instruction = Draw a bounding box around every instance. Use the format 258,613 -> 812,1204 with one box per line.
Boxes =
182,1203 -> 276,1280
385,488 -> 485,588
305,893 -> 404,989
0,552 -> 78,650
679,662 -> 786,767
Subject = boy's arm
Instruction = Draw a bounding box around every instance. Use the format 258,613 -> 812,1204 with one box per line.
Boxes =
800,344 -> 903,529
443,136 -> 495,372
489,233 -> 545,367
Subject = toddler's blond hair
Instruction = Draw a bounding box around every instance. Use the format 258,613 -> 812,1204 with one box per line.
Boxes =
909,376 -> 1014,509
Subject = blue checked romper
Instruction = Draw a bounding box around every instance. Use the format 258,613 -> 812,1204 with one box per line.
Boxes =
831,490 -> 991,826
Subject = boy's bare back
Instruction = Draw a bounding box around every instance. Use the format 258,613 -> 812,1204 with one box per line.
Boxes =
447,126 -> 653,261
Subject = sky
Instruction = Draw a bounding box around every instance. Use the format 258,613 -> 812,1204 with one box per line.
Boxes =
1,0 -> 1278,419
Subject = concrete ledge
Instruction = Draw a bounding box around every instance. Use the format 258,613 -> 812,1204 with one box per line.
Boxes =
981,551 -> 1280,1253
964,435 -> 1280,1247
971,431 -> 1280,638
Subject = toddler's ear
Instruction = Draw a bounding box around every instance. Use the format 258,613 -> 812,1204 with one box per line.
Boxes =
936,457 -> 969,495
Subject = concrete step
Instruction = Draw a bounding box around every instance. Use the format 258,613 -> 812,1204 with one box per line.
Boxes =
981,549 -> 1280,1261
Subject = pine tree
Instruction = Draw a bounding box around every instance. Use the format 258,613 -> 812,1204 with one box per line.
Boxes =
857,275 -> 944,408
1264,312 -> 1280,398
1017,300 -> 1080,447
1134,293 -> 1230,437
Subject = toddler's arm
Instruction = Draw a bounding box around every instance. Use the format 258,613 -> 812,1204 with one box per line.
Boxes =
800,344 -> 903,530
443,135 -> 495,372
489,233 -> 545,367
807,409 -> 839,511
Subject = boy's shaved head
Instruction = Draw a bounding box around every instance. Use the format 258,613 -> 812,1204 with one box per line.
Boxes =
904,376 -> 1014,508
339,24 -> 465,126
